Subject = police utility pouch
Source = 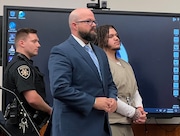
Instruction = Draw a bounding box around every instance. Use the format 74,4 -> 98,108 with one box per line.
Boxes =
4,98 -> 22,124
33,110 -> 50,130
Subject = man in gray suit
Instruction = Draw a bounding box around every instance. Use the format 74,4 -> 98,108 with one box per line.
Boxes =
48,8 -> 117,136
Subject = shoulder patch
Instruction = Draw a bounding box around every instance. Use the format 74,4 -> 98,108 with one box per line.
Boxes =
17,65 -> 31,79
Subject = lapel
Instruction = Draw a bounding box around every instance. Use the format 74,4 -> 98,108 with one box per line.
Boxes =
68,36 -> 102,81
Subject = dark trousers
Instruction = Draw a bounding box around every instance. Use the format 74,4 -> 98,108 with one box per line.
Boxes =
5,120 -> 39,136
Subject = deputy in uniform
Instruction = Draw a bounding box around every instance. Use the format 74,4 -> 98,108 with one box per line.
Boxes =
3,28 -> 52,136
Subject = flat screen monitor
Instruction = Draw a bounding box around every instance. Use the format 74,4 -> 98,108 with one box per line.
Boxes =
2,6 -> 180,118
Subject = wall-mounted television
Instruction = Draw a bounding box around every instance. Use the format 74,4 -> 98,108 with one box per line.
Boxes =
2,6 -> 180,119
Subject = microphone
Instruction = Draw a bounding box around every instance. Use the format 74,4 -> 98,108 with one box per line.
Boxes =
0,86 -> 40,136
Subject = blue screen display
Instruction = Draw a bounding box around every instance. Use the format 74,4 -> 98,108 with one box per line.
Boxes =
2,6 -> 180,118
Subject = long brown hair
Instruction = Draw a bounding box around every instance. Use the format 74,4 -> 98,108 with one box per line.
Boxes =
94,25 -> 118,49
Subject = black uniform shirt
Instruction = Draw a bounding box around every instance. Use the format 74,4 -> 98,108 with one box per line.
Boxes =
4,52 -> 46,111
3,53 -> 50,136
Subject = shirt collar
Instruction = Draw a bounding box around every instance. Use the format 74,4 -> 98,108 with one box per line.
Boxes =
71,34 -> 91,48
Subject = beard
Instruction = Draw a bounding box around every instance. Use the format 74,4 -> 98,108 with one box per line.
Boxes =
106,44 -> 120,51
113,46 -> 120,51
78,28 -> 97,42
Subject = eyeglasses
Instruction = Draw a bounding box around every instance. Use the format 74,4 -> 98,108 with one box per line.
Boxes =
76,20 -> 98,26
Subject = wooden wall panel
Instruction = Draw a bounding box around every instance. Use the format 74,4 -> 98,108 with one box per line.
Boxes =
132,124 -> 180,136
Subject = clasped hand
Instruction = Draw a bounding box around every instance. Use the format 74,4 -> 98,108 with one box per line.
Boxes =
93,97 -> 117,113
133,107 -> 148,124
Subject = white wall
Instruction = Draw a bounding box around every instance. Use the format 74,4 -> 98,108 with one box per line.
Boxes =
0,0 -> 180,123
1,0 -> 180,16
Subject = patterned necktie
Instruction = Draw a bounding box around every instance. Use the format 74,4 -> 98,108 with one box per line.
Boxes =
84,45 -> 102,80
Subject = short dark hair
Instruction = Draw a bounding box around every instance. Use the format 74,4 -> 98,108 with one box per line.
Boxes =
15,28 -> 37,43
94,25 -> 117,49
